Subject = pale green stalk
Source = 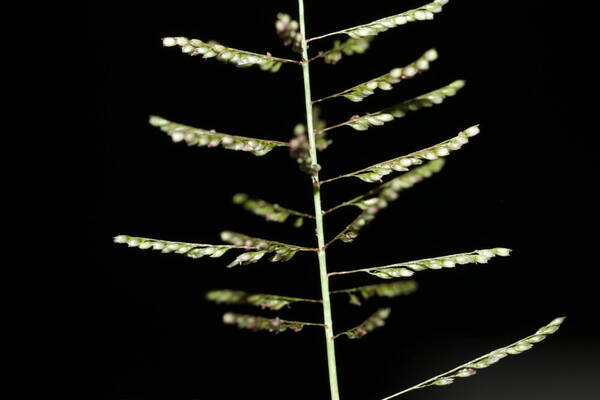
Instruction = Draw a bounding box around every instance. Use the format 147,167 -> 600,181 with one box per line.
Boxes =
298,1 -> 341,399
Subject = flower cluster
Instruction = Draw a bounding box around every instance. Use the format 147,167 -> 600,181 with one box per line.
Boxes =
289,107 -> 331,174
351,124 -> 479,183
220,231 -> 309,267
335,308 -> 391,339
338,160 -> 445,242
275,13 -> 302,53
366,248 -> 512,279
345,80 -> 465,131
340,49 -> 438,102
368,159 -> 445,197
162,36 -> 288,72
426,317 -> 566,388
233,193 -> 307,226
113,234 -> 233,259
149,116 -> 287,156
206,289 -> 318,310
333,281 -> 417,306
341,0 -> 450,38
322,37 -> 373,64
222,312 -> 316,333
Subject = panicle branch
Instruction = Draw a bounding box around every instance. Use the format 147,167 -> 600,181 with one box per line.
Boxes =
330,248 -> 512,278
379,317 -> 567,399
313,37 -> 373,64
232,193 -> 314,227
320,125 -> 479,184
307,0 -> 450,42
323,159 -> 445,215
321,80 -> 465,133
331,281 -> 417,306
162,36 -> 300,71
223,312 -> 325,334
206,289 -> 321,310
220,230 -> 316,267
324,160 -> 445,245
334,308 -> 391,339
113,234 -> 245,259
313,49 -> 439,103
150,116 -> 289,156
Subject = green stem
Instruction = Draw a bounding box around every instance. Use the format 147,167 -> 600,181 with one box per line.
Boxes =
298,1 -> 341,400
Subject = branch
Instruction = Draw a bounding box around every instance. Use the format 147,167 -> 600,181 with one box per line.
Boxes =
150,116 -> 289,156
232,193 -> 314,228
320,125 -> 479,184
223,312 -> 325,334
206,289 -> 321,310
320,80 -> 465,133
323,159 -> 445,215
115,231 -> 316,269
312,37 -> 373,64
113,234 -> 252,261
329,248 -> 512,278
220,231 -> 316,267
162,36 -> 300,72
323,160 -> 445,245
334,308 -> 391,339
114,233 -> 310,269
313,49 -> 438,103
379,317 -> 567,399
331,281 -> 417,306
307,0 -> 450,42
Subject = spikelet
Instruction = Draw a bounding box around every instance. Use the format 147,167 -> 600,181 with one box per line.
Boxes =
224,251 -> 270,267
338,0 -> 450,39
381,317 -> 566,398
113,235 -> 237,259
223,312 -> 323,334
325,49 -> 439,102
330,248 -> 512,278
321,37 -> 373,64
206,289 -> 320,310
332,281 -> 417,306
324,125 -> 479,184
150,116 -> 288,156
343,80 -> 465,132
275,13 -> 302,53
335,308 -> 391,339
161,36 -> 295,72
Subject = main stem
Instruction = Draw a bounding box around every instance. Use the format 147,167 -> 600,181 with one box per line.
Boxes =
298,1 -> 341,400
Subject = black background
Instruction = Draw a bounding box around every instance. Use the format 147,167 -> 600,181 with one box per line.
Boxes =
91,1 -> 595,399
